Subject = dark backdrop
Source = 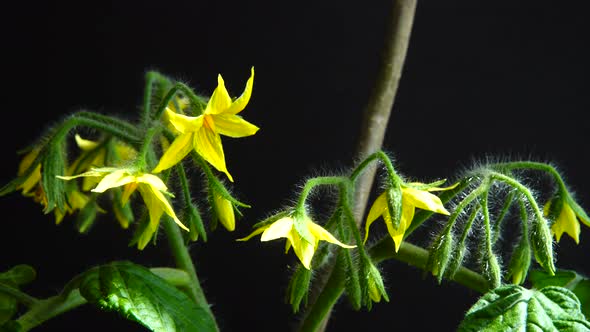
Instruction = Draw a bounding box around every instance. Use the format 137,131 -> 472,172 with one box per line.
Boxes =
2,1 -> 589,331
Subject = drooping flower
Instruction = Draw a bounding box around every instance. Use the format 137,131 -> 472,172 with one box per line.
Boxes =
16,147 -> 45,204
238,212 -> 355,270
153,68 -> 259,181
365,182 -> 454,252
543,197 -> 588,244
58,167 -> 188,249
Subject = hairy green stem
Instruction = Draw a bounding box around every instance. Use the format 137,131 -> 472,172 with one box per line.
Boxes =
494,162 -> 567,192
296,177 -> 350,212
162,217 -> 219,331
153,82 -> 207,121
488,172 -> 545,223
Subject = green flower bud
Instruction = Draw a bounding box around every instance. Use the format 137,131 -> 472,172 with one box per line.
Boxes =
481,251 -> 502,289
366,262 -> 389,305
286,265 -> 312,313
507,235 -> 531,285
531,217 -> 556,275
185,203 -> 207,242
427,232 -> 455,283
42,141 -> 67,213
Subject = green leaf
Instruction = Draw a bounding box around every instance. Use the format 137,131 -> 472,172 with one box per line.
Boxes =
79,261 -> 216,332
0,265 -> 36,287
530,269 -> 590,319
0,294 -> 16,325
458,285 -> 590,331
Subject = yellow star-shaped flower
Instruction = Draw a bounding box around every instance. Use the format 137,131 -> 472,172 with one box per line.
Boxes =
238,213 -> 355,270
153,68 -> 259,181
58,168 -> 188,249
365,183 -> 453,252
544,198 -> 588,244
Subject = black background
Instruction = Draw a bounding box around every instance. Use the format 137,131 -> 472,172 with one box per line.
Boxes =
2,1 -> 590,331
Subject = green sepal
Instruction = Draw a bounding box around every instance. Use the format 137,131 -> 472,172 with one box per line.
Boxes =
79,261 -> 216,332
364,261 -> 389,309
403,178 -> 448,190
75,200 -> 100,234
426,232 -> 454,283
292,210 -> 315,245
458,285 -> 590,331
529,269 -> 590,319
185,203 -> 207,242
386,185 -> 402,230
41,141 -> 67,213
565,194 -> 590,227
251,210 -> 290,229
286,265 -> 312,313
530,217 -> 556,276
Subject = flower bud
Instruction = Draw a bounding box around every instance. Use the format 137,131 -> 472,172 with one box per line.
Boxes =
366,262 -> 389,305
211,191 -> 236,232
286,265 -> 312,313
427,232 -> 454,283
186,203 -> 207,242
386,185 -> 403,230
531,217 -> 556,275
507,235 -> 531,285
481,251 -> 502,289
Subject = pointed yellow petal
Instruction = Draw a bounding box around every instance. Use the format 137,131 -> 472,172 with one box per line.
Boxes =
292,236 -> 315,270
426,182 -> 460,192
364,192 -> 388,243
135,173 -> 168,192
205,74 -> 232,114
91,170 -> 135,193
18,165 -> 41,194
194,126 -> 233,182
153,133 -> 194,174
137,186 -> 163,249
236,226 -> 268,241
55,208 -> 66,225
308,220 -> 355,248
211,114 -> 259,138
226,67 -> 254,115
75,134 -> 99,151
141,183 -> 188,231
166,109 -> 203,134
261,217 -> 294,241
402,187 -> 450,215
552,203 -> 580,244
18,149 -> 41,176
121,182 -> 138,205
214,194 -> 235,231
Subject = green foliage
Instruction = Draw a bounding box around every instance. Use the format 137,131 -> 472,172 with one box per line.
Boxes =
0,265 -> 36,325
529,269 -> 590,319
458,285 -> 590,331
79,261 -> 216,332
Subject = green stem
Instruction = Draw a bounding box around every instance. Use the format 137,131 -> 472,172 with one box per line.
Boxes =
492,190 -> 516,243
16,290 -> 87,332
162,217 -> 219,331
493,161 -> 567,192
153,82 -> 207,121
0,284 -> 39,307
488,171 -> 545,224
350,150 -> 399,184
142,71 -> 172,127
52,113 -> 141,149
296,177 -> 349,212
135,126 -> 160,169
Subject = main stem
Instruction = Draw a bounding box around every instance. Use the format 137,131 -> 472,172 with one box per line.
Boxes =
162,217 -> 219,331
300,1 -> 417,331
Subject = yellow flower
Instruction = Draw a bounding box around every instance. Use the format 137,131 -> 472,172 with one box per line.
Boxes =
153,68 -> 259,181
238,213 -> 355,270
16,148 -> 44,203
213,193 -> 236,231
544,200 -> 584,244
58,168 -> 188,249
54,189 -> 91,225
365,184 -> 453,252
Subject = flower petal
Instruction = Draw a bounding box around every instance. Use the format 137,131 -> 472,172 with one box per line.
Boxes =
236,226 -> 268,241
226,67 -> 254,115
137,185 -> 164,250
214,194 -> 235,231
194,126 -> 233,182
261,217 -> 294,241
75,134 -> 99,151
308,220 -> 355,248
211,114 -> 259,138
205,74 -> 232,114
552,203 -> 581,244
166,109 -> 203,134
152,133 -> 194,173
291,234 -> 315,270
141,183 -> 188,232
91,170 -> 135,193
402,187 -> 450,215
364,192 -> 388,243
135,173 -> 168,192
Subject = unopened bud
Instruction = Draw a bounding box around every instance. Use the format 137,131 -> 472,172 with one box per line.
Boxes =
531,217 -> 555,275
386,185 -> 403,230
507,235 -> 531,285
427,232 -> 454,283
286,265 -> 312,313
481,251 -> 502,289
